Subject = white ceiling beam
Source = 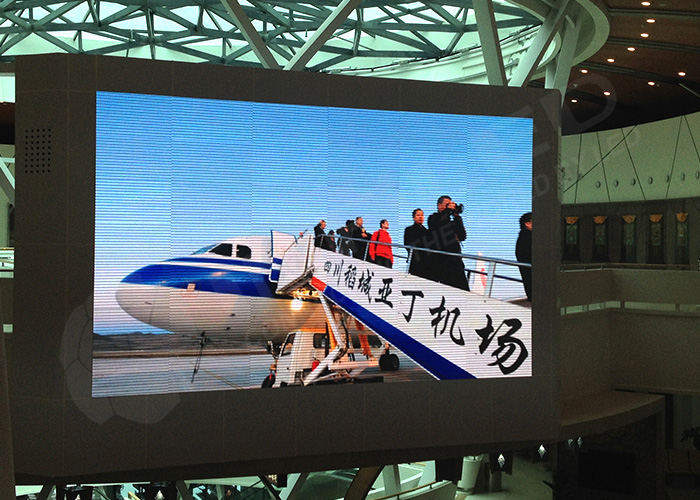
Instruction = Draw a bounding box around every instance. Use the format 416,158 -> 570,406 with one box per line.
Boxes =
546,8 -> 581,105
473,0 -> 506,86
0,160 -> 14,205
508,0 -> 572,87
220,0 -> 281,69
284,0 -> 363,71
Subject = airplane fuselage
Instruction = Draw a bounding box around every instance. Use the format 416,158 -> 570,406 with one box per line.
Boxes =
116,235 -> 325,345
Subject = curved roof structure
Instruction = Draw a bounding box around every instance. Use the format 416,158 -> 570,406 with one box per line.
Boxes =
0,0 -> 697,135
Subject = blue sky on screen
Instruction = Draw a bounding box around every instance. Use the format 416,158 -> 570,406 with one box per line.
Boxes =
94,91 -> 532,335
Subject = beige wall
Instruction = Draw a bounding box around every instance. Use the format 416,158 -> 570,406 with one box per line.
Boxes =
562,111 -> 700,204
561,269 -> 700,397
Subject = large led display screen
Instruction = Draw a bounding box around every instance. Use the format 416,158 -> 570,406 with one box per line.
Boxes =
93,91 -> 533,397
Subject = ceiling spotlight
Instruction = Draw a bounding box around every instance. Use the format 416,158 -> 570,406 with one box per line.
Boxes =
571,99 -> 578,103
580,69 -> 588,74
648,81 -> 656,86
641,33 -> 650,38
678,71 -> 686,77
646,18 -> 656,23
627,47 -> 636,52
603,91 -> 611,96
607,58 -> 615,63
641,1 -> 651,4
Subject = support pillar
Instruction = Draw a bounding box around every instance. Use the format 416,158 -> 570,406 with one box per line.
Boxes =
0,326 -> 15,500
345,466 -> 382,500
176,481 -> 195,500
36,484 -> 55,500
381,464 -> 401,496
489,470 -> 502,492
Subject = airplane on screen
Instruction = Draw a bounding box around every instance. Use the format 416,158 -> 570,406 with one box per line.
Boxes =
115,228 -> 523,349
116,231 -> 327,346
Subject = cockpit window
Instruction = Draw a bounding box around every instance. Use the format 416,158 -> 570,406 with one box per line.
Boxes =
193,244 -> 216,255
236,245 -> 252,259
209,243 -> 233,257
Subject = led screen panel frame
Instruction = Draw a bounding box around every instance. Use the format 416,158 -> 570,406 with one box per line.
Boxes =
93,91 -> 534,396
11,54 -> 560,482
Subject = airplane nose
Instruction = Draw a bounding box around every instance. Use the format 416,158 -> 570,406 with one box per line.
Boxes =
116,265 -> 170,326
116,280 -> 155,325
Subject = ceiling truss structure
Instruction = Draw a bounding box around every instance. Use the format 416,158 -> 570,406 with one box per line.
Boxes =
0,0 -> 566,81
27,0 -> 700,137
0,1 -> 695,134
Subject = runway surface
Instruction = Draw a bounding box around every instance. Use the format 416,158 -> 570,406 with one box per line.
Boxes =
92,350 -> 435,397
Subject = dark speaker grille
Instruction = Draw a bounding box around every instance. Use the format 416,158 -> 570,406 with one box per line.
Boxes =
24,128 -> 52,174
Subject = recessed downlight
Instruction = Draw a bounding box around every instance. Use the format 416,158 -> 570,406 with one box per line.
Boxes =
603,91 -> 611,96
678,71 -> 687,77
580,69 -> 588,74
607,58 -> 615,63
646,18 -> 656,23
627,47 -> 636,52
641,33 -> 650,38
648,81 -> 656,86
641,1 -> 651,5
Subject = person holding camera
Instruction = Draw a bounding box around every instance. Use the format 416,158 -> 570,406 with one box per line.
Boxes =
427,195 -> 470,291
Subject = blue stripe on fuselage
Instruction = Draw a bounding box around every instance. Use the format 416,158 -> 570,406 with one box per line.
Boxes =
121,263 -> 277,298
169,256 -> 271,269
323,285 -> 475,381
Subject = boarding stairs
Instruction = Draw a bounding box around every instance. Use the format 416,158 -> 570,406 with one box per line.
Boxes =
276,234 -> 532,381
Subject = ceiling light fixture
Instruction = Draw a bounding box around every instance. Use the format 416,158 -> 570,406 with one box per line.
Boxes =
580,69 -> 588,73
627,47 -> 636,52
678,71 -> 686,77
607,58 -> 615,63
571,99 -> 578,103
603,91 -> 611,96
641,1 -> 651,5
648,81 -> 656,86
646,19 -> 656,23
641,33 -> 650,38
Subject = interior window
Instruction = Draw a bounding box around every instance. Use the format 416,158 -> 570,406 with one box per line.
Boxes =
209,243 -> 232,256
313,333 -> 328,349
280,333 -> 295,356
367,335 -> 383,348
236,245 -> 252,259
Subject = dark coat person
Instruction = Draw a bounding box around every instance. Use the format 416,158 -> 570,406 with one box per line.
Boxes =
327,230 -> 337,253
427,195 -> 470,291
404,208 -> 431,279
314,220 -> 334,251
516,212 -> 532,301
336,220 -> 353,256
351,216 -> 372,261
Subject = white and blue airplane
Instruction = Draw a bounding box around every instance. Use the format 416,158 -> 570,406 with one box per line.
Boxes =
115,231 -> 327,346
